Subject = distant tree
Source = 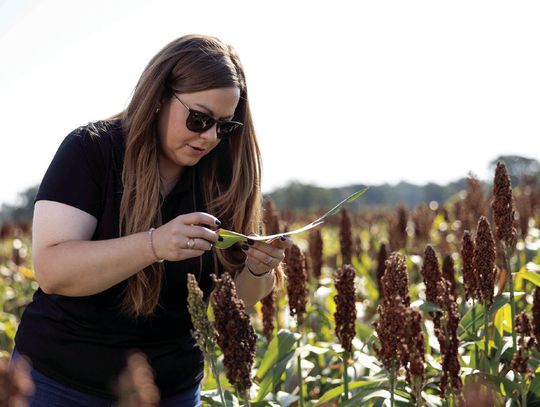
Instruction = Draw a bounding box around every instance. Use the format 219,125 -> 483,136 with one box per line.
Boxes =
0,185 -> 39,222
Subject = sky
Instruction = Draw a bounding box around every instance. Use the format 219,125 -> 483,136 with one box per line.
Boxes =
1,0 -> 539,206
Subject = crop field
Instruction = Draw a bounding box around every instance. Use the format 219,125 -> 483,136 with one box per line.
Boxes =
1,163 -> 540,406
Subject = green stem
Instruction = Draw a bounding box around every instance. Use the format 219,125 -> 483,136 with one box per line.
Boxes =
415,379 -> 423,407
389,367 -> 395,407
484,302 -> 490,374
297,337 -> 305,407
471,300 -> 479,369
504,243 -> 517,353
208,356 -> 226,407
242,390 -> 252,407
343,351 -> 350,401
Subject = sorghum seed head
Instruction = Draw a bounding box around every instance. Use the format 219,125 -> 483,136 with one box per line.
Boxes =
381,252 -> 410,306
334,265 -> 357,352
492,161 -> 517,248
376,242 -> 388,299
285,244 -> 309,325
421,245 -> 442,306
461,231 -> 478,301
340,208 -> 353,265
309,229 -> 324,280
186,274 -> 216,357
474,217 -> 497,306
211,273 -> 257,393
442,255 -> 457,299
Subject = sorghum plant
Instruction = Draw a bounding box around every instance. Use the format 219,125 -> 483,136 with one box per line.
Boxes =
474,216 -> 497,364
388,204 -> 408,252
512,312 -> 536,406
211,273 -> 257,403
186,274 -> 225,405
334,264 -> 357,401
442,254 -> 457,299
309,229 -> 323,280
376,243 -> 388,300
461,230 -> 480,366
340,208 -> 353,265
492,161 -> 518,352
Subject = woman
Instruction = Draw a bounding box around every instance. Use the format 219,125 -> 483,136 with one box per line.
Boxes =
11,34 -> 290,406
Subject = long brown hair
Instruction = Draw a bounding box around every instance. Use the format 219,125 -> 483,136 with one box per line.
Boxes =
115,34 -> 279,318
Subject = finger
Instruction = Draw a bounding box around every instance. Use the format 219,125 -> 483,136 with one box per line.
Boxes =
270,236 -> 294,250
245,240 -> 284,258
185,225 -> 219,243
179,212 -> 222,227
244,246 -> 284,267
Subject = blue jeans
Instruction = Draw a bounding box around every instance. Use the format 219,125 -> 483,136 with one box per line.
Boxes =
9,347 -> 201,407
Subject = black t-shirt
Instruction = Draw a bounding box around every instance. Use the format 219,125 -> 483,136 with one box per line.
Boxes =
14,119 -> 220,400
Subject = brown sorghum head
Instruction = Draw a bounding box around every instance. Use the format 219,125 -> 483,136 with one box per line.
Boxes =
389,204 -> 408,252
263,199 -> 281,235
398,306 -> 425,393
412,203 -> 434,244
421,245 -> 442,306
461,231 -> 478,301
340,208 -> 353,265
464,176 -> 488,232
474,217 -> 497,306
512,312 -> 535,376
211,273 -> 257,393
334,265 -> 357,353
533,286 -> 540,340
373,297 -> 402,371
376,243 -> 388,299
381,252 -> 410,306
442,255 -> 457,299
285,244 -> 309,326
0,354 -> 34,407
309,229 -> 324,280
492,161 -> 517,249
515,194 -> 531,241
438,281 -> 462,397
116,352 -> 160,407
261,291 -> 276,342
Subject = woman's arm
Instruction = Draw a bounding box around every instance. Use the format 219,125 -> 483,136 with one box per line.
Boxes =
33,200 -> 219,297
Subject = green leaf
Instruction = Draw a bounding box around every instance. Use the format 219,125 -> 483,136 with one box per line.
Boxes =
256,329 -> 299,379
313,379 -> 385,406
215,188 -> 368,249
201,389 -> 239,406
254,329 -> 299,401
521,270 -> 540,287
254,350 -> 295,402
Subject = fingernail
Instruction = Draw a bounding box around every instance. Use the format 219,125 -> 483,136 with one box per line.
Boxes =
241,244 -> 249,251
280,236 -> 287,241
218,236 -> 224,242
247,239 -> 255,245
215,219 -> 222,226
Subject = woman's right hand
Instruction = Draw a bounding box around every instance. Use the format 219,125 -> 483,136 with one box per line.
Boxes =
151,212 -> 221,262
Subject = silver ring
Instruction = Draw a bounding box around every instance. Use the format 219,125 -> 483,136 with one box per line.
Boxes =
186,238 -> 195,249
263,255 -> 273,265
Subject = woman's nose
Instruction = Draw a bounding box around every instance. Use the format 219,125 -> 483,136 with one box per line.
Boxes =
199,123 -> 218,141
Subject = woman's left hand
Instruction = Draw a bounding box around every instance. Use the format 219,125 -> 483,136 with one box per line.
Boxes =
241,235 -> 293,275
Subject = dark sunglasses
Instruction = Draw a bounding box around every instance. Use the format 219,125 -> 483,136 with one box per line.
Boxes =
173,94 -> 243,139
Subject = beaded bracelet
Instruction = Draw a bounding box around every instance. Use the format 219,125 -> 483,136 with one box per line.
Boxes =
148,228 -> 165,263
246,264 -> 273,278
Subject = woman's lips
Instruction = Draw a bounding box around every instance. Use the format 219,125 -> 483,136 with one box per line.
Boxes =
187,145 -> 206,155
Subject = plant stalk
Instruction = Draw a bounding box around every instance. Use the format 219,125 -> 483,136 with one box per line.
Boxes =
297,338 -> 305,407
208,356 -> 226,407
389,367 -> 395,407
471,299 -> 479,369
504,243 -> 517,353
484,302 -> 490,374
343,350 -> 350,401
242,390 -> 251,407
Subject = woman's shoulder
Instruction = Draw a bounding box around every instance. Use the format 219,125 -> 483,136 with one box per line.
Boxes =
65,118 -> 125,159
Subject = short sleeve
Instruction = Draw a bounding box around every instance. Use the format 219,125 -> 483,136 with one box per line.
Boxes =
35,127 -> 104,219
